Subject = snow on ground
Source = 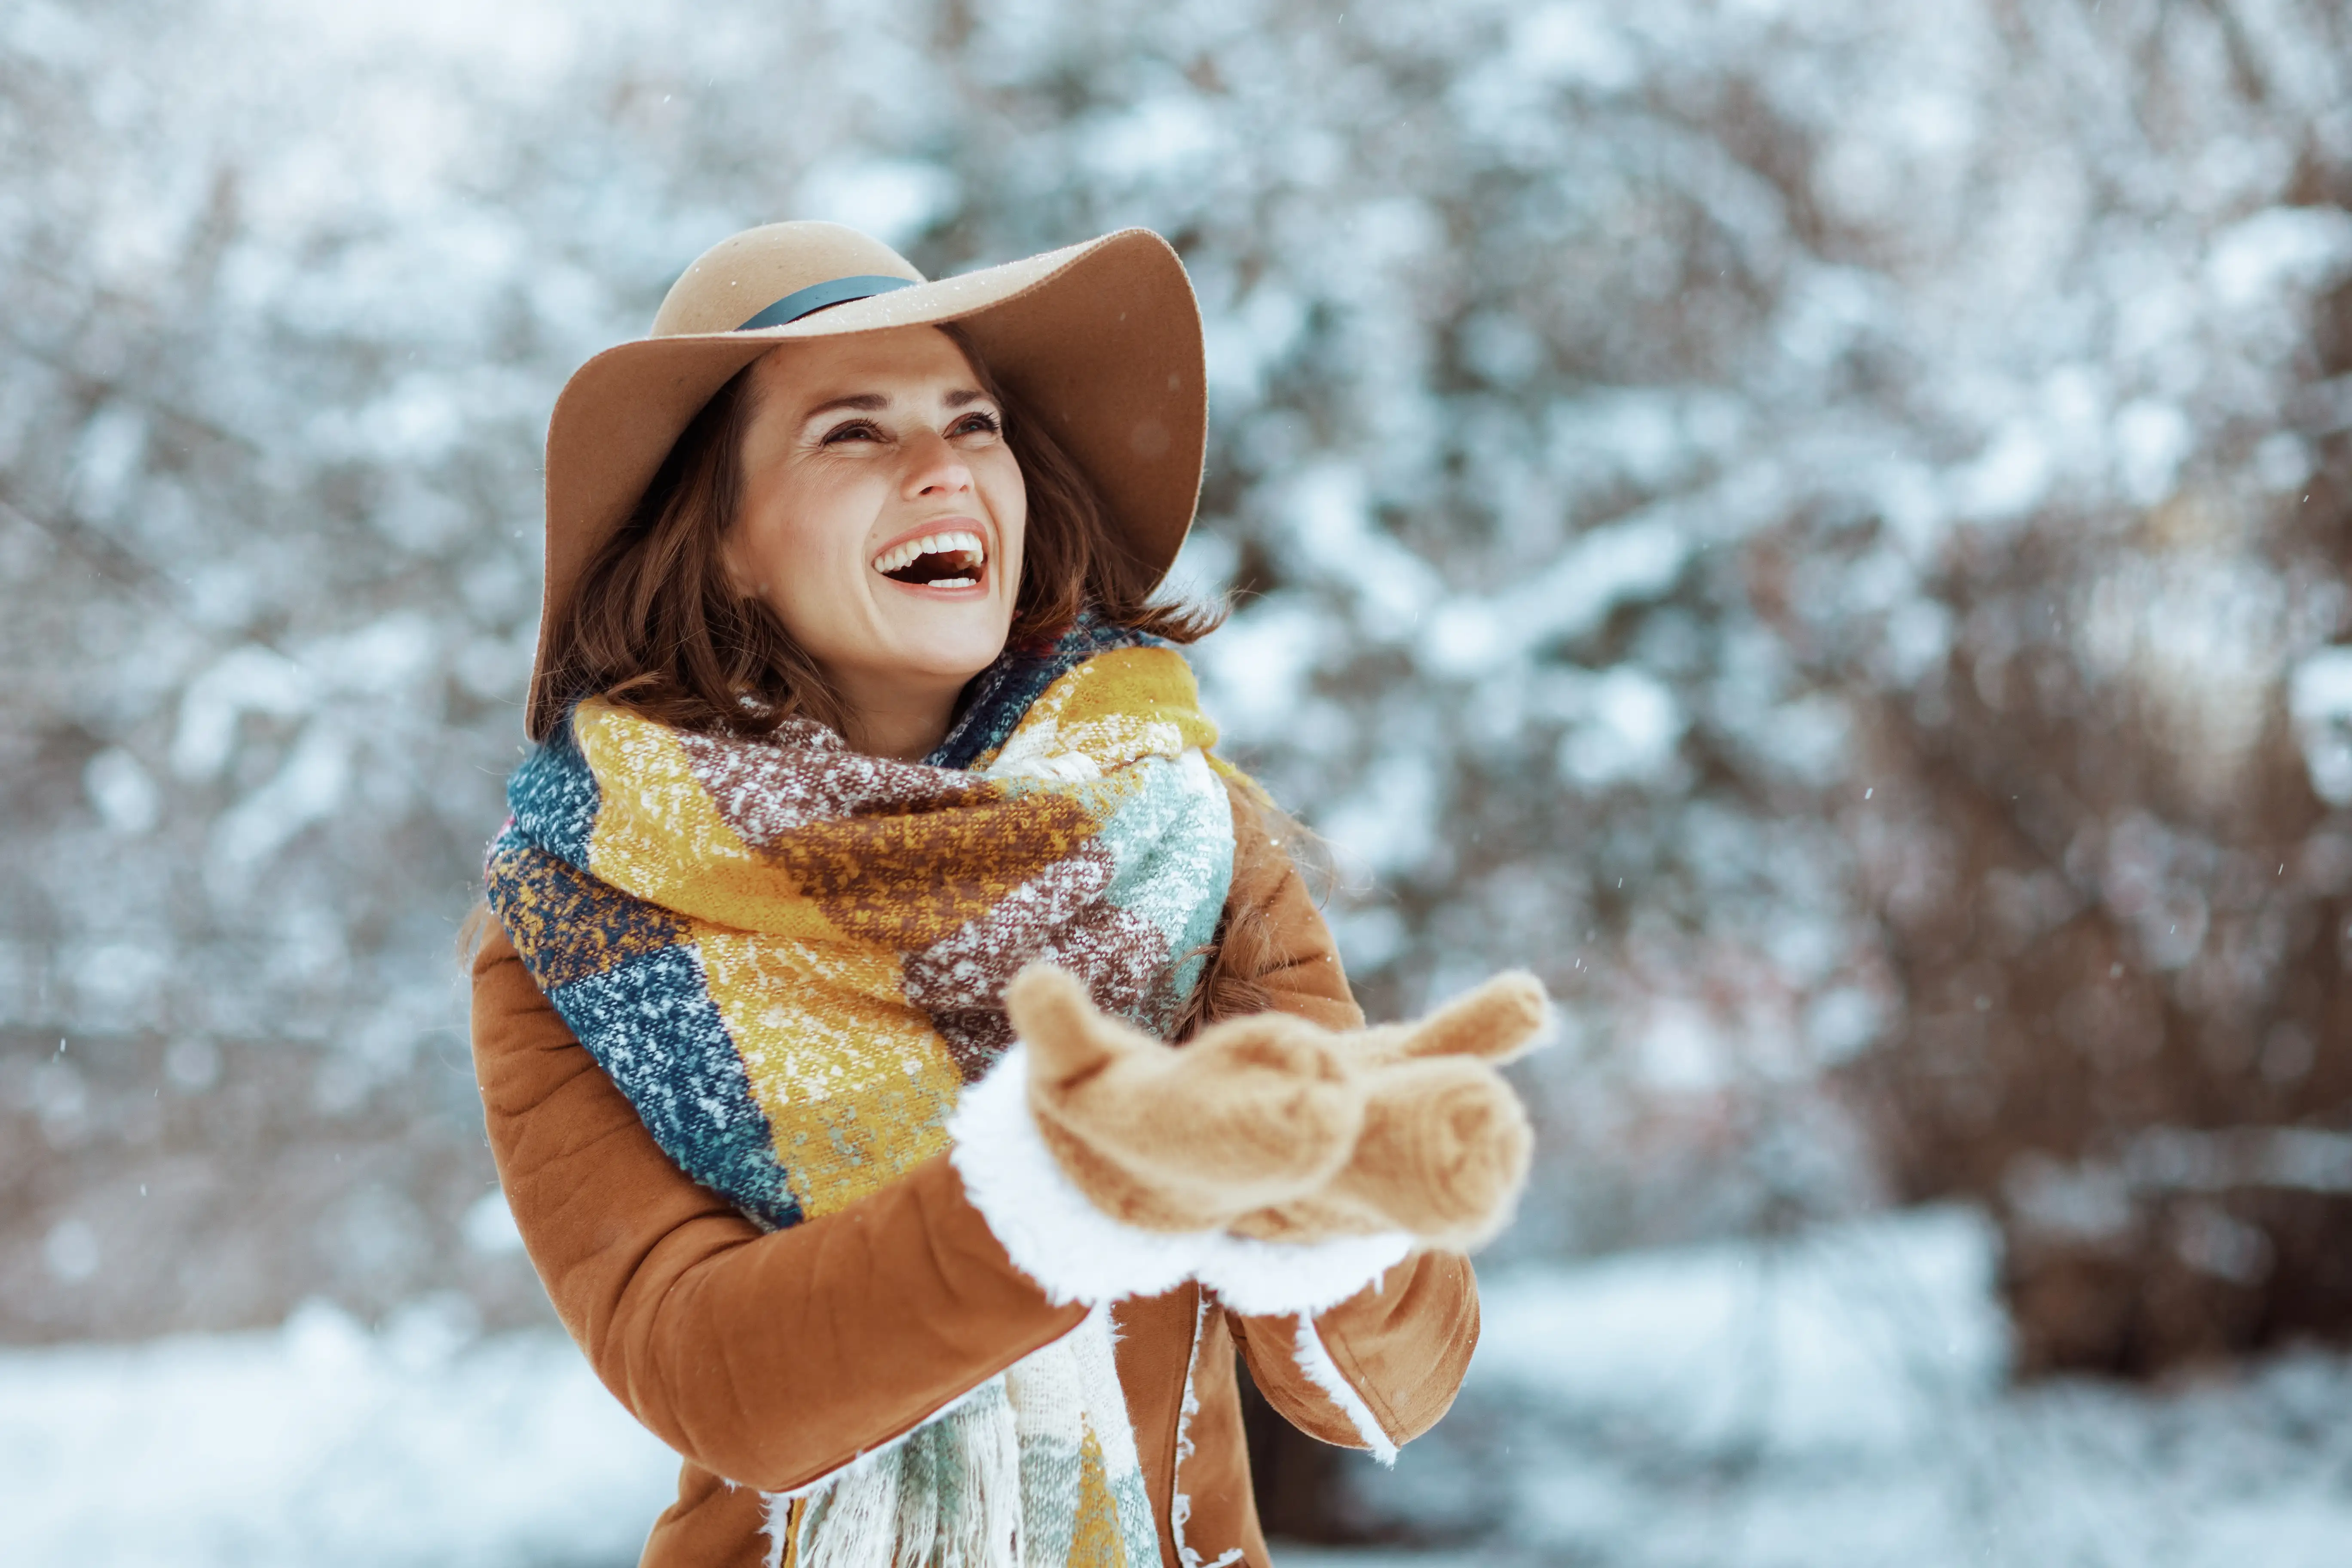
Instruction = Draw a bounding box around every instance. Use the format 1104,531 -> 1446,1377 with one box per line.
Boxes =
0,1298 -> 677,1567
6,1208 -> 2352,1566
1324,1207 -> 2352,1567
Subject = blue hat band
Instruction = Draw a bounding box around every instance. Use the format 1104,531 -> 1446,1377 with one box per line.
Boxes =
736,274 -> 919,331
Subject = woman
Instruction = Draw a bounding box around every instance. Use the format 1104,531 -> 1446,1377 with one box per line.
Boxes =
471,221 -> 1546,1568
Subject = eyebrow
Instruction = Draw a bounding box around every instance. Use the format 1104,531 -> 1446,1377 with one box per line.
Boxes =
799,388 -> 992,421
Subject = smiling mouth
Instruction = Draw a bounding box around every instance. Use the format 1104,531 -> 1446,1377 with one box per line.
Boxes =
872,529 -> 986,588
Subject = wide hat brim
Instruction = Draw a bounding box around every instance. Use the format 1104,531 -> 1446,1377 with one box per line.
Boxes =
530,227 -> 1207,738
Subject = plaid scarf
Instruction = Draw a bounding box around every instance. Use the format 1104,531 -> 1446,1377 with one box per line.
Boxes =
485,618 -> 1234,1568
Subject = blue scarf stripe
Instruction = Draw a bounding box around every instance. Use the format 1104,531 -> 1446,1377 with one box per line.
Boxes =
507,719 -> 602,868
553,943 -> 803,1230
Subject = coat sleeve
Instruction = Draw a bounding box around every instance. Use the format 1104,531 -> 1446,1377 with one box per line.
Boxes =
469,920 -> 1088,1494
1213,778 -> 1483,1457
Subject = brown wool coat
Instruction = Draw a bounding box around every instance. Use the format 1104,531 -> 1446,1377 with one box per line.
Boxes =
470,782 -> 1480,1568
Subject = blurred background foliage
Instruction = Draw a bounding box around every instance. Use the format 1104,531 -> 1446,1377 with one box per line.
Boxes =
6,0 -> 2352,1510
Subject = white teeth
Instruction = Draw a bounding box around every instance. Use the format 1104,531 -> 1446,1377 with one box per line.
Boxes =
871,529 -> 986,576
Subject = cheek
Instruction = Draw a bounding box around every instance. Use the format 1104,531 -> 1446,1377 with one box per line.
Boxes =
735,475 -> 866,630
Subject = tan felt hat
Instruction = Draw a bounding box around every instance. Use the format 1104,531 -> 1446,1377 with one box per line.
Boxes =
528,221 -> 1207,738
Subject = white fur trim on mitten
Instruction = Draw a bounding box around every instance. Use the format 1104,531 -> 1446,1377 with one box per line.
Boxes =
946,1044 -> 1413,1313
1189,1228 -> 1412,1319
948,1044 -> 1198,1307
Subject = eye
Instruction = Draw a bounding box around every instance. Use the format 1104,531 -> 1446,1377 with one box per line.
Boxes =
949,409 -> 1002,439
821,419 -> 884,445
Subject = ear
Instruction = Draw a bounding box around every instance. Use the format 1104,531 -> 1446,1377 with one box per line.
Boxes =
1004,963 -> 1158,1087
1398,971 -> 1550,1064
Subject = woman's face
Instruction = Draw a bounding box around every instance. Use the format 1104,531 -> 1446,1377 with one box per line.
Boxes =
726,326 -> 1026,733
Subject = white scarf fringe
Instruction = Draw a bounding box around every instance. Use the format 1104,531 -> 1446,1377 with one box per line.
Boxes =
784,1307 -> 1136,1568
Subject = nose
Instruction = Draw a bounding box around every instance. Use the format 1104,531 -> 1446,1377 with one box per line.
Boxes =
900,428 -> 974,501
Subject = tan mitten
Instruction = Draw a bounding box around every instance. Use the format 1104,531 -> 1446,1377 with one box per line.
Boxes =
1231,972 -> 1549,1250
1005,964 -> 1366,1232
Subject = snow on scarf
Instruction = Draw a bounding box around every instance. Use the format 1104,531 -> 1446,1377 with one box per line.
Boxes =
484,616 -> 1233,1568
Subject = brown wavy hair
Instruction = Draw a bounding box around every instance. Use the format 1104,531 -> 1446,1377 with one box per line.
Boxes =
538,324 -> 1221,741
